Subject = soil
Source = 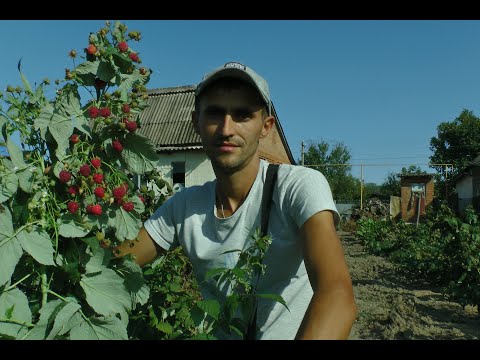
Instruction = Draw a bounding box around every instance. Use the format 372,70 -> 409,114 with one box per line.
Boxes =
339,230 -> 480,340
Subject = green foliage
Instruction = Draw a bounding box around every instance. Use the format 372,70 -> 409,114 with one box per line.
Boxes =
0,20 -> 164,340
302,140 -> 360,201
356,204 -> 480,310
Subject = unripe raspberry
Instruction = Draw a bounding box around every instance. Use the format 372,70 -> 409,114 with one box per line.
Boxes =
86,44 -> 97,55
96,231 -> 105,241
79,164 -> 91,177
118,41 -> 128,53
59,170 -> 72,183
140,185 -> 148,194
121,104 -> 130,113
99,239 -> 111,249
139,67 -> 147,75
92,173 -> 104,184
122,201 -> 134,212
88,106 -> 100,118
91,158 -> 101,169
67,201 -> 79,214
94,187 -> 105,198
99,107 -> 111,118
70,134 -> 80,143
112,139 -> 123,152
69,50 -> 77,58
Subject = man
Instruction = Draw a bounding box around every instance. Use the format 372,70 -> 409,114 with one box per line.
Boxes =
118,62 -> 358,340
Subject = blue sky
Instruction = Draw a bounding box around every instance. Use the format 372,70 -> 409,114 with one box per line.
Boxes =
1,20 -> 479,184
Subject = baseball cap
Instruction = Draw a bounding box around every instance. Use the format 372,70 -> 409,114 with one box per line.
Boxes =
195,62 -> 272,115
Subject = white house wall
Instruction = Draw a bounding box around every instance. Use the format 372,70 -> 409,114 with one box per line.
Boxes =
157,150 -> 215,187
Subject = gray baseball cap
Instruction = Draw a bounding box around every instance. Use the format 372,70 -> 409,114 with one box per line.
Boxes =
195,61 -> 272,115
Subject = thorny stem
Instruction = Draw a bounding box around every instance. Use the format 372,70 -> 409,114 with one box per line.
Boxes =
0,318 -> 34,328
40,267 -> 48,307
6,273 -> 32,291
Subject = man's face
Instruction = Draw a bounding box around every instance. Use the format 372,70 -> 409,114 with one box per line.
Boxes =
193,82 -> 272,174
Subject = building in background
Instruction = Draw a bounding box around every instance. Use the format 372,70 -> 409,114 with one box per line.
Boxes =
455,154 -> 480,215
400,174 -> 435,223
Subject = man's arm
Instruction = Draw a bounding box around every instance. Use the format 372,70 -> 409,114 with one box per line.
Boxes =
115,226 -> 167,267
295,210 -> 358,340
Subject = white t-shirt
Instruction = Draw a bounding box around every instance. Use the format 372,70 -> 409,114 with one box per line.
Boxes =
144,159 -> 339,339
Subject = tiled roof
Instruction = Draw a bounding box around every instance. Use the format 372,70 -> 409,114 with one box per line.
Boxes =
137,86 -> 201,150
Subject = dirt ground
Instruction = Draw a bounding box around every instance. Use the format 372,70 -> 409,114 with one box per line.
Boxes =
338,230 -> 480,340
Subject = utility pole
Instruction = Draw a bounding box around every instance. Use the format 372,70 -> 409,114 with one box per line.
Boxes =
360,164 -> 364,210
301,141 -> 305,166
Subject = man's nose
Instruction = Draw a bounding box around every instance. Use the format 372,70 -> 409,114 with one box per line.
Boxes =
219,114 -> 235,137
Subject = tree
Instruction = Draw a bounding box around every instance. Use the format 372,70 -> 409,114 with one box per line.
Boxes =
430,109 -> 480,178
302,140 -> 359,202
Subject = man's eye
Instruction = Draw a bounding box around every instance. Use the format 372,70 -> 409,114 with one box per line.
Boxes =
234,110 -> 252,120
205,109 -> 224,117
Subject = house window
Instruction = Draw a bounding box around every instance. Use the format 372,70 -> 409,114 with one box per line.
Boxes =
172,161 -> 185,188
411,183 -> 425,195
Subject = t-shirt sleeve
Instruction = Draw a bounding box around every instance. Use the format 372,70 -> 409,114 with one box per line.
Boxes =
144,195 -> 180,251
283,166 -> 340,229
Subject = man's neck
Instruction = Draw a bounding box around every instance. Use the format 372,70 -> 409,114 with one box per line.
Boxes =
214,157 -> 261,215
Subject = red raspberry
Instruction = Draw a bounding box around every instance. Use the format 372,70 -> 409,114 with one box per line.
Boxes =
112,185 -> 126,199
138,195 -> 145,203
94,78 -> 107,90
67,201 -> 79,214
70,134 -> 80,143
67,185 -> 78,196
86,44 -> 97,55
118,41 -> 128,53
59,170 -> 72,183
87,204 -> 102,216
112,139 -> 123,152
129,52 -> 140,62
93,173 -> 104,184
99,107 -> 111,118
122,201 -> 134,212
94,187 -> 105,198
125,121 -> 137,132
79,164 -> 91,177
121,104 -> 130,113
91,158 -> 102,169
88,106 -> 100,118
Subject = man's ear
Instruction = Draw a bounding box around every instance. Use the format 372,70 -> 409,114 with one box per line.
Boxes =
192,111 -> 200,134
260,116 -> 275,139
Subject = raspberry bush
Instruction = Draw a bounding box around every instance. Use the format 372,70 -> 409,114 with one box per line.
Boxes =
0,20 -> 168,340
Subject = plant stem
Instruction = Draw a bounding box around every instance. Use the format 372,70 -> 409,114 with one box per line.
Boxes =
40,267 -> 48,307
47,290 -> 69,302
6,273 -> 32,291
0,318 -> 34,328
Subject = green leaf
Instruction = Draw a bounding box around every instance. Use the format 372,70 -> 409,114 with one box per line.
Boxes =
69,315 -> 128,340
17,59 -> 33,95
80,268 -> 131,316
118,70 -> 146,95
46,301 -> 81,340
0,165 -> 18,204
23,299 -> 62,340
58,214 -> 91,238
155,321 -> 173,334
0,288 -> 32,339
188,333 -> 217,340
73,61 -> 99,87
113,207 -> 142,242
257,293 -> 289,311
6,136 -> 26,169
0,209 -> 23,286
16,167 -> 35,193
85,248 -> 112,274
97,60 -> 116,83
195,299 -> 220,320
204,267 -> 227,280
120,133 -> 159,174
16,227 -> 55,266
34,103 -> 73,160
80,236 -> 101,255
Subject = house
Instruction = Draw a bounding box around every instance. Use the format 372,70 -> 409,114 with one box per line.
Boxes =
136,85 -> 295,191
455,154 -> 480,215
400,173 -> 435,223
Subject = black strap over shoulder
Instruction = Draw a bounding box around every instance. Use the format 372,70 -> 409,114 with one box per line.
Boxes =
245,163 -> 279,340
